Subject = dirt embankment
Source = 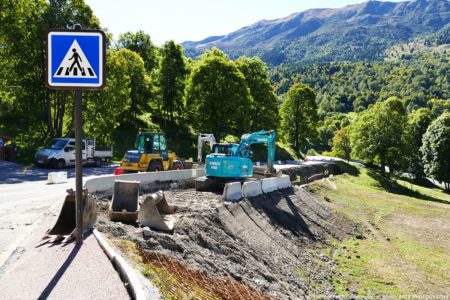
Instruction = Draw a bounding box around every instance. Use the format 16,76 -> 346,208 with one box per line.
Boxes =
96,182 -> 357,299
280,163 -> 343,183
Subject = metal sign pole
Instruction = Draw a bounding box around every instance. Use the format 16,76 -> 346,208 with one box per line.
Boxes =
74,90 -> 83,244
46,25 -> 105,244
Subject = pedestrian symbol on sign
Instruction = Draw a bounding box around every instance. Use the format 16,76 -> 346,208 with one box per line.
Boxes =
54,39 -> 97,79
70,48 -> 82,70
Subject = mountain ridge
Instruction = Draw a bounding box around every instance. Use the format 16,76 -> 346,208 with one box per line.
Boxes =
183,0 -> 450,65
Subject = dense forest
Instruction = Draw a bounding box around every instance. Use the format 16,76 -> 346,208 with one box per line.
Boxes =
273,53 -> 450,116
0,0 -> 449,188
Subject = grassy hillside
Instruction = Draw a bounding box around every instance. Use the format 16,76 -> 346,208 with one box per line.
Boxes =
307,164 -> 450,296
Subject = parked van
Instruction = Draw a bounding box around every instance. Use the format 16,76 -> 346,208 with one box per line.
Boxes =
35,138 -> 112,168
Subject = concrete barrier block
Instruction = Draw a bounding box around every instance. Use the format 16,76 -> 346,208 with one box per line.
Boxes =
47,171 -> 68,184
222,182 -> 242,202
261,177 -> 278,193
242,181 -> 263,198
85,168 -> 206,194
277,175 -> 292,189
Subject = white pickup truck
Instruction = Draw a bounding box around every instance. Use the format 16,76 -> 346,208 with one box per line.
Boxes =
35,138 -> 112,168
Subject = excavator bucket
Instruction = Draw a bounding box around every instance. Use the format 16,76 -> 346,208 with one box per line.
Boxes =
109,180 -> 140,222
47,189 -> 97,235
138,191 -> 175,231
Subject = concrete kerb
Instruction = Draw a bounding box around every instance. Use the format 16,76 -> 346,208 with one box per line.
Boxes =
85,169 -> 206,194
261,177 -> 278,193
242,181 -> 263,198
223,182 -> 243,202
93,229 -> 161,300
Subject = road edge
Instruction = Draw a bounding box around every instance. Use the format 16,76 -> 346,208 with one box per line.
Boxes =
92,228 -> 161,300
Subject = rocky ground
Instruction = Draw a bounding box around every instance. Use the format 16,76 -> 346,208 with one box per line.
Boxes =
95,181 -> 358,299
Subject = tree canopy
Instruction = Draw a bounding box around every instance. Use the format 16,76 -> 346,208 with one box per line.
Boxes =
159,40 -> 188,121
421,112 -> 450,190
350,97 -> 406,175
403,108 -> 432,179
0,0 -> 100,158
185,48 -> 252,140
280,83 -> 318,154
116,30 -> 158,74
235,56 -> 278,131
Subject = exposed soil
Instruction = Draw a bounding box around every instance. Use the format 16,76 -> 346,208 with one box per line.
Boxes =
95,185 -> 357,299
279,163 -> 343,183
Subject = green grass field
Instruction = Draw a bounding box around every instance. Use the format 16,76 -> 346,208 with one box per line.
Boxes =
307,165 -> 450,297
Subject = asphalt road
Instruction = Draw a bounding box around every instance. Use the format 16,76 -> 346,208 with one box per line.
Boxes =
0,161 -> 117,183
0,161 -> 118,269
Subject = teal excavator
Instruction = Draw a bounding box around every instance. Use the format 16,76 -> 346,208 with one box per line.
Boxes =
205,130 -> 276,179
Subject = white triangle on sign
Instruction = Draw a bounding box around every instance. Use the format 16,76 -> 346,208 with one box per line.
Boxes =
54,39 -> 97,79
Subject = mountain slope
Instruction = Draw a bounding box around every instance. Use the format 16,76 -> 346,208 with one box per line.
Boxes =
183,0 -> 450,65
385,22 -> 450,60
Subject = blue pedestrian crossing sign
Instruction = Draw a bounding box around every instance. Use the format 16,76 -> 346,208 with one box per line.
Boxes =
47,30 -> 106,90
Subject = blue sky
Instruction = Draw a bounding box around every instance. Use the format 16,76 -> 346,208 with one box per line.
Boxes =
85,0 -> 408,45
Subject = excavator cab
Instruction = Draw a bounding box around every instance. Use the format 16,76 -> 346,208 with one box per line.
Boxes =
211,143 -> 238,156
197,133 -> 238,165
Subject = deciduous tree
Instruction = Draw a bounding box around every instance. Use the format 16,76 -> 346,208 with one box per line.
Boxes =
111,48 -> 150,126
350,97 -> 406,176
185,48 -> 251,140
159,41 -> 187,121
332,128 -> 351,162
0,0 -> 100,160
279,83 -> 318,154
421,112 -> 450,191
235,57 -> 278,131
116,31 -> 158,74
84,49 -> 135,144
403,108 -> 432,179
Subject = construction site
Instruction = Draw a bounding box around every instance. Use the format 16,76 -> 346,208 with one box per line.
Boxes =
2,129 -> 448,299
29,130 -> 360,298
83,157 -> 352,299
2,1 -> 450,297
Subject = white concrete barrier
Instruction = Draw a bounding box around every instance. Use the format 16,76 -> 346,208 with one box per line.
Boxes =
85,168 -> 205,194
47,171 -> 68,184
277,175 -> 292,189
261,177 -> 278,193
242,181 -> 263,198
222,182 -> 243,202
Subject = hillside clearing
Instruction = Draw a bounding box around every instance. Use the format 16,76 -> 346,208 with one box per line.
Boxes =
306,166 -> 450,297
